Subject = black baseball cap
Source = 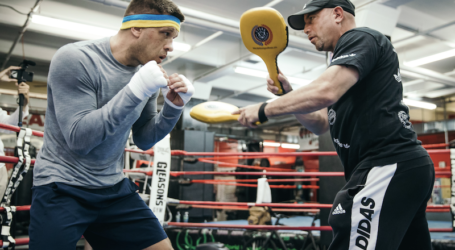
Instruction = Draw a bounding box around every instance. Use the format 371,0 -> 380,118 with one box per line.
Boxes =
288,0 -> 356,30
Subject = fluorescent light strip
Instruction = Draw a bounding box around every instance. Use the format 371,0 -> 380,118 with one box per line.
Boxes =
281,143 -> 300,149
264,0 -> 283,7
404,49 -> 455,67
32,15 -> 118,37
179,6 -> 239,28
235,67 -> 311,85
263,142 -> 300,149
173,42 -> 191,52
403,98 -> 436,110
32,15 -> 191,52
263,142 -> 280,147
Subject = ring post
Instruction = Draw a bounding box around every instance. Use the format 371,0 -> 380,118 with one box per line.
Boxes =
149,135 -> 172,225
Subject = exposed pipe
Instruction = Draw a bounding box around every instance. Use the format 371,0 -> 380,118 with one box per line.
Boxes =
264,0 -> 283,7
193,53 -> 252,82
401,65 -> 455,87
87,0 -> 319,52
394,22 -> 455,45
216,83 -> 265,101
443,98 -> 448,148
445,70 -> 455,77
89,0 -> 128,9
1,0 -> 42,70
162,31 -> 223,66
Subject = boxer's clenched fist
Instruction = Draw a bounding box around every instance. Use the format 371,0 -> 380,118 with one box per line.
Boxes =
161,74 -> 194,108
128,60 -> 169,100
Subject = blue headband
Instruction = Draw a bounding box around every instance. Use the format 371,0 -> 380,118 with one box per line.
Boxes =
121,14 -> 181,31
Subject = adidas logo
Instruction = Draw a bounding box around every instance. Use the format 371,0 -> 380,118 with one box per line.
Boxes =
394,68 -> 402,83
332,203 -> 346,215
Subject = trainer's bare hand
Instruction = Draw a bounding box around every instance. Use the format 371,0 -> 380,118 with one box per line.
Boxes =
267,69 -> 292,95
232,103 -> 262,128
17,82 -> 30,107
0,66 -> 21,83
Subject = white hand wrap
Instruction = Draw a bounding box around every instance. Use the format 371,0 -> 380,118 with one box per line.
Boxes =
161,74 -> 195,109
128,61 -> 168,100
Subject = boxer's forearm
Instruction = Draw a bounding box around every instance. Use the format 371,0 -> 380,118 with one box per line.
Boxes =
294,108 -> 329,135
56,86 -> 146,155
132,101 -> 182,150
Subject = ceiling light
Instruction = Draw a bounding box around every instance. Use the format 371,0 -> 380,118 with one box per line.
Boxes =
264,0 -> 283,7
281,143 -> 300,149
173,42 -> 191,52
403,98 -> 436,110
267,97 -> 279,103
287,76 -> 311,85
31,15 -> 117,38
32,15 -> 191,52
263,142 -> 280,147
404,49 -> 455,67
235,67 -> 268,78
235,67 -> 311,85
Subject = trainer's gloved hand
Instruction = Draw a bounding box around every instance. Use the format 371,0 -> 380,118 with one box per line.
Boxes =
128,61 -> 169,100
267,69 -> 292,95
161,74 -> 195,109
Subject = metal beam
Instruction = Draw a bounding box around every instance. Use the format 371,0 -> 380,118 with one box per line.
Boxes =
1,0 -> 42,70
401,65 -> 455,87
193,53 -> 252,82
162,31 -> 223,66
394,22 -> 455,45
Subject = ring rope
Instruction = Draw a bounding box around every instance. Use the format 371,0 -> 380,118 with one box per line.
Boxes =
0,123 -> 453,241
191,178 -> 320,183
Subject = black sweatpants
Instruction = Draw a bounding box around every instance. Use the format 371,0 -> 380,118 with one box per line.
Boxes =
328,156 -> 435,250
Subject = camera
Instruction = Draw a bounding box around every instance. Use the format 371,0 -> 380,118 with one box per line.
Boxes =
10,60 -> 36,83
10,70 -> 34,82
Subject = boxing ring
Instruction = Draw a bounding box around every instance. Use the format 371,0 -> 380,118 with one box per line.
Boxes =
1,122 -> 455,248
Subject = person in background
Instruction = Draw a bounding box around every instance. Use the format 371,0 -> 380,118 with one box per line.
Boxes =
0,65 -> 30,201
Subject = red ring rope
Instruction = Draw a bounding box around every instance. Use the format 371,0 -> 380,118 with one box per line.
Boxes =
198,158 -> 295,172
126,148 -> 451,157
166,223 -> 453,232
191,178 -> 320,183
0,123 -> 450,155
2,204 -> 449,212
0,123 -> 43,137
1,224 -> 453,246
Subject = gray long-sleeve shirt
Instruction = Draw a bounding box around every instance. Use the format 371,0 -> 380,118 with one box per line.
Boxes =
34,37 -> 182,188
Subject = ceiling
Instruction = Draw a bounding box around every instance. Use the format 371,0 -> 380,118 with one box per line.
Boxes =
0,0 -> 455,116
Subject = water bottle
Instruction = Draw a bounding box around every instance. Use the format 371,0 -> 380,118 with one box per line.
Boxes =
176,211 -> 181,222
184,211 -> 189,223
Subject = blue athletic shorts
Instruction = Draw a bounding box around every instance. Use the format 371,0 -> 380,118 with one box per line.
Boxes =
29,178 -> 168,250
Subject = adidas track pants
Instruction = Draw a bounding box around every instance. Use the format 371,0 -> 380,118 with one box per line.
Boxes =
328,156 -> 435,250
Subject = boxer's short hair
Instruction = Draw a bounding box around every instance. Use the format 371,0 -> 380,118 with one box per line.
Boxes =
125,0 -> 185,22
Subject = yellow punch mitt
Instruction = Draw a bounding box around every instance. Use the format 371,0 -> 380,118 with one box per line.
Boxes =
190,101 -> 264,125
190,101 -> 240,124
240,7 -> 289,96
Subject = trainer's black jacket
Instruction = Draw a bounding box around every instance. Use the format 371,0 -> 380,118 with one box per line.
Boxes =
328,27 -> 428,180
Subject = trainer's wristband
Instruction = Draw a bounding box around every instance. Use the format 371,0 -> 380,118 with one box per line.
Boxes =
258,102 -> 268,123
